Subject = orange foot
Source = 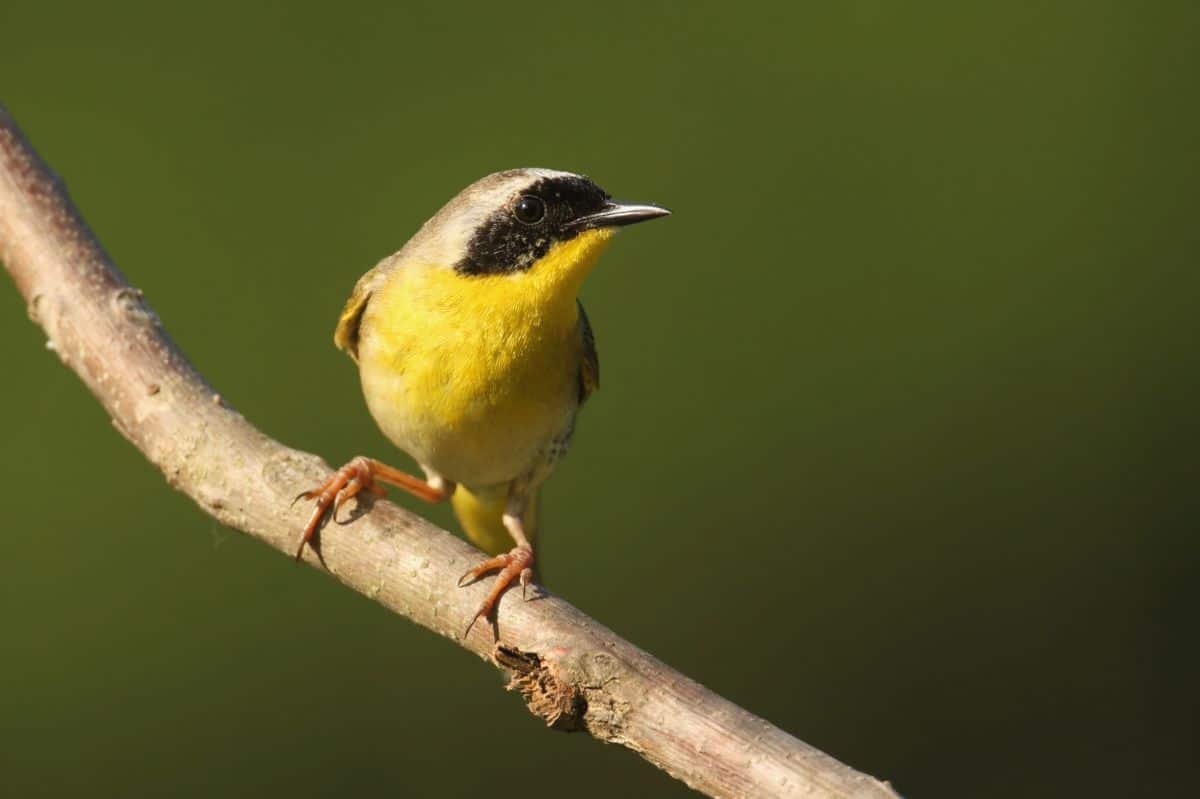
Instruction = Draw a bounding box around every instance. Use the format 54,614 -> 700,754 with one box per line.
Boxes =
293,456 -> 449,560
458,545 -> 535,637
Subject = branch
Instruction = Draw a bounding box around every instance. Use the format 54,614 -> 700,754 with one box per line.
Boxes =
0,104 -> 900,799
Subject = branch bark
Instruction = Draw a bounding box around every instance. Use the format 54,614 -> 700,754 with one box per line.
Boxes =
0,104 -> 900,799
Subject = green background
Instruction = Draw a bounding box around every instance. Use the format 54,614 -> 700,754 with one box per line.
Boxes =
2,3 -> 1196,797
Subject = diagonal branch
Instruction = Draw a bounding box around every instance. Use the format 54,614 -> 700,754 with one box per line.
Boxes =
0,104 -> 900,799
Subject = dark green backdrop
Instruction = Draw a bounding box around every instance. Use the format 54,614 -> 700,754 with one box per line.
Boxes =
2,3 -> 1196,797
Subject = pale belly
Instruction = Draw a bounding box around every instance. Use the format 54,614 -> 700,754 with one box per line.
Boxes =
357,323 -> 580,489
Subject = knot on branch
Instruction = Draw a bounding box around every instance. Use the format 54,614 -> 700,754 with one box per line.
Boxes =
496,644 -> 586,731
111,286 -> 159,328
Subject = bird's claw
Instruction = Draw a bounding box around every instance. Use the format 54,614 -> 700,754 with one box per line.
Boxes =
458,545 -> 535,638
293,457 -> 383,560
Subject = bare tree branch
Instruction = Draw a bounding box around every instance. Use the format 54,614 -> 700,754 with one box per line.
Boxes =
0,104 -> 900,799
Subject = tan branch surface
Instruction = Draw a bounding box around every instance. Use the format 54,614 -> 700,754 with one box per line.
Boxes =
0,105 -> 900,799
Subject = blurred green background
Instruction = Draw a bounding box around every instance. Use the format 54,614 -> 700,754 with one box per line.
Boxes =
2,2 -> 1197,797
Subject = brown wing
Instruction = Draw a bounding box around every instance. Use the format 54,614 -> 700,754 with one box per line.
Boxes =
333,261 -> 391,362
577,300 -> 599,404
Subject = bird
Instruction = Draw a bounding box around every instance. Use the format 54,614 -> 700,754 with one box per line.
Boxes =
293,168 -> 670,635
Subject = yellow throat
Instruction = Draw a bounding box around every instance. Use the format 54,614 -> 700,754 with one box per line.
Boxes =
424,226 -> 615,321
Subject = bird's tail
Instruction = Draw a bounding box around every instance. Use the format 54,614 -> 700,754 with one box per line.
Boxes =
451,484 -> 538,555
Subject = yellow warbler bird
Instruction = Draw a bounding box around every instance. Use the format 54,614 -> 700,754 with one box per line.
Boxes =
295,169 -> 670,634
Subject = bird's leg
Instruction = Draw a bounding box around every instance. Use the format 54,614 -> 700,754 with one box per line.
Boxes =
293,456 -> 453,560
458,492 -> 535,637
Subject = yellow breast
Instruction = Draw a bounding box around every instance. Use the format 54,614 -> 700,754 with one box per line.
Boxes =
355,229 -> 613,488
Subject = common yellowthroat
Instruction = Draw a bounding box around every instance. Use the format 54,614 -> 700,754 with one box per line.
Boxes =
295,169 -> 669,634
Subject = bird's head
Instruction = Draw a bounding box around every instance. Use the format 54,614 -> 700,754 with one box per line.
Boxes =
402,168 -> 670,299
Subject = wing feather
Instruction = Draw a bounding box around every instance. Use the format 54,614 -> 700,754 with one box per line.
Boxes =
577,300 -> 599,404
333,260 -> 394,362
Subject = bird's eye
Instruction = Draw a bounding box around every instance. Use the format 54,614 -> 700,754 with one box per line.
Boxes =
514,195 -> 546,225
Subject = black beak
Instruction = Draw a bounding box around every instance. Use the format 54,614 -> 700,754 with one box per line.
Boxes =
572,200 -> 672,230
